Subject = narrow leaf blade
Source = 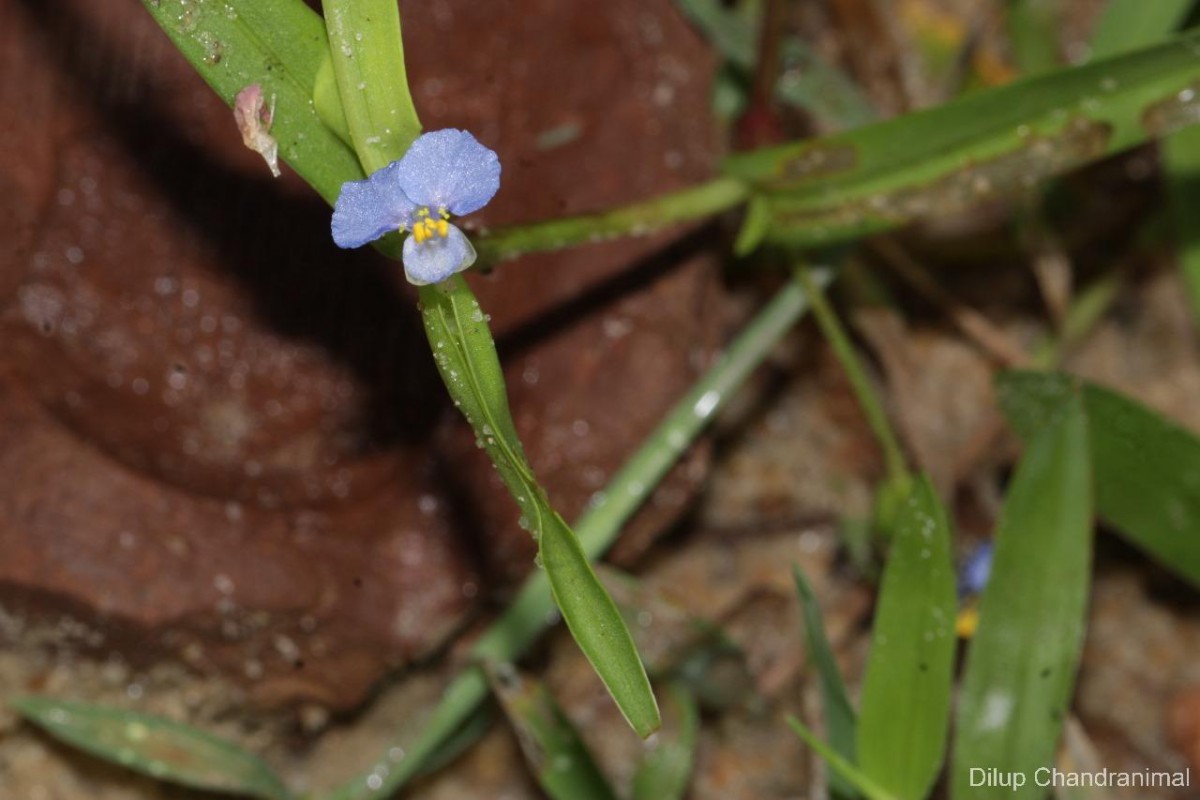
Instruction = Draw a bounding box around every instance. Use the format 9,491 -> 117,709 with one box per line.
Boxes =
1089,0 -> 1194,59
631,683 -> 700,800
997,371 -> 1200,586
419,276 -> 659,738
1008,0 -> 1061,76
320,0 -> 422,172
12,696 -> 291,800
792,565 -> 857,798
857,475 -> 956,800
952,392 -> 1092,800
486,664 -> 617,800
1165,121 -> 1200,319
140,0 -> 363,204
786,717 -> 897,800
540,510 -> 662,737
724,31 -> 1200,248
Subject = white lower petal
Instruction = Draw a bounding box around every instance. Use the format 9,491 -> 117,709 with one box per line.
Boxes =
401,224 -> 477,285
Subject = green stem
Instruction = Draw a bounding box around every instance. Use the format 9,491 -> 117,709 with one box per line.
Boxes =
322,266 -> 834,800
473,177 -> 750,265
573,266 -> 833,547
794,264 -> 910,486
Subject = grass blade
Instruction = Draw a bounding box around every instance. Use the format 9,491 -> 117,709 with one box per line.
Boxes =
630,683 -> 700,800
11,697 -> 291,800
419,276 -> 659,738
1166,126 -> 1200,317
320,0 -> 422,174
486,664 -> 618,800
140,0 -> 363,204
1088,0 -> 1200,318
673,0 -> 757,69
952,391 -> 1092,800
1008,0 -> 1062,76
997,371 -> 1200,586
540,508 -> 661,737
786,717 -> 897,800
1089,0 -> 1195,59
857,475 -> 956,800
724,31 -> 1200,249
792,565 -> 857,798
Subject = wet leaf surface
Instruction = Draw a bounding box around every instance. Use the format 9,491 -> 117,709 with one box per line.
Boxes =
857,476 -> 956,800
12,696 -> 292,800
953,392 -> 1092,800
997,371 -> 1200,587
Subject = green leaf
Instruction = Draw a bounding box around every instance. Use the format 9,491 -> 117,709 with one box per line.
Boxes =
792,565 -> 857,799
675,0 -> 876,130
734,194 -> 772,256
320,0 -> 422,173
419,276 -> 659,738
724,31 -> 1200,248
1008,0 -> 1062,76
952,391 -> 1092,800
313,52 -> 353,146
140,0 -> 363,205
997,371 -> 1200,586
1092,2 -> 1200,320
539,506 -> 662,738
630,683 -> 700,800
786,717 -> 898,800
774,39 -> 879,131
486,664 -> 618,800
857,476 -> 956,800
11,696 -> 291,800
1089,0 -> 1195,59
1165,126 -> 1200,318
674,0 -> 757,69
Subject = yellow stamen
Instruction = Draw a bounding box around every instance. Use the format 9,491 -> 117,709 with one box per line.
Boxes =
409,213 -> 452,245
955,605 -> 980,639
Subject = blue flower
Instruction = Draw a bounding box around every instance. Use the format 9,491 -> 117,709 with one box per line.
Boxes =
331,129 -> 501,285
958,540 -> 994,598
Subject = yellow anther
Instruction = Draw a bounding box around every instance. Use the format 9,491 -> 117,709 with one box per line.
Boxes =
409,214 -> 451,245
439,208 -> 451,220
955,605 -> 980,639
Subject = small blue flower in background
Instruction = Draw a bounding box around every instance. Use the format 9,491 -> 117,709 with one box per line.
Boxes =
958,540 -> 994,598
332,129 -> 501,285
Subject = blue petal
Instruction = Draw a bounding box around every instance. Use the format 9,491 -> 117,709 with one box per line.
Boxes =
401,224 -> 477,285
331,161 -> 417,248
958,541 -> 994,598
394,129 -> 501,216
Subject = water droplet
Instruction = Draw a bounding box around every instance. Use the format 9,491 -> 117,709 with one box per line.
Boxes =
693,389 -> 721,419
